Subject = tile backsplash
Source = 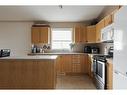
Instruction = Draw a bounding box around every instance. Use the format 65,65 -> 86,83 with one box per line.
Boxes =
97,43 -> 113,54
70,43 -> 85,53
31,43 -> 51,53
72,42 -> 114,54
31,42 -> 113,54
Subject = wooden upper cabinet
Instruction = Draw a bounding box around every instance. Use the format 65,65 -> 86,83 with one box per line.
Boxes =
31,27 -> 50,44
74,26 -> 80,43
96,19 -> 104,42
104,14 -> 113,27
31,27 -> 40,44
86,25 -> 96,43
40,27 -> 49,43
74,26 -> 87,43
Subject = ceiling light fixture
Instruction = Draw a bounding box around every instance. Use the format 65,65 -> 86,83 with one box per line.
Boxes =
59,5 -> 63,9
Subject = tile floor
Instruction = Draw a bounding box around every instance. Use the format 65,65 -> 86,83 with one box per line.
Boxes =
56,74 -> 96,89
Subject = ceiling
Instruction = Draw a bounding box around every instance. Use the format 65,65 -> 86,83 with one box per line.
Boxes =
0,6 -> 105,22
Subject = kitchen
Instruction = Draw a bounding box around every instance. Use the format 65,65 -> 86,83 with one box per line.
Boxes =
0,6 -> 126,90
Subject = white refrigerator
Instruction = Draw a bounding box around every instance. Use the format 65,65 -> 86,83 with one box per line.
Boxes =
113,6 -> 127,89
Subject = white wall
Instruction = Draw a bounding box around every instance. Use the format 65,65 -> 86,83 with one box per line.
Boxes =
0,22 -> 33,56
0,21 -> 89,56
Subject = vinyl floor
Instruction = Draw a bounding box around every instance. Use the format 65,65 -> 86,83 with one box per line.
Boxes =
56,75 -> 96,89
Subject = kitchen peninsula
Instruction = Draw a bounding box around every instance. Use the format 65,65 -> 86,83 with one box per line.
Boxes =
0,55 -> 58,89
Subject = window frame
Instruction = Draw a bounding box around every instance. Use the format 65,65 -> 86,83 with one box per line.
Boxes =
51,28 -> 73,50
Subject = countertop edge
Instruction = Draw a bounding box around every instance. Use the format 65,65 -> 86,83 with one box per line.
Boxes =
0,55 -> 58,60
28,52 -> 86,55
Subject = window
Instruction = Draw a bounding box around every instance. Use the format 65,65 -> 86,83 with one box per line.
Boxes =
51,28 -> 72,50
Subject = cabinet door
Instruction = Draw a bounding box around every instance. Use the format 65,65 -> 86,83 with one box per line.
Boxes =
88,55 -> 91,77
31,27 -> 50,44
0,61 -> 11,88
85,55 -> 93,77
74,26 -> 81,43
106,63 -> 113,89
56,56 -> 61,74
104,15 -> 112,27
62,55 -> 72,73
87,25 -> 96,43
60,55 -> 65,73
96,19 -> 104,42
74,26 -> 87,43
31,27 -> 40,44
56,55 -> 72,74
81,26 -> 87,43
40,27 -> 49,44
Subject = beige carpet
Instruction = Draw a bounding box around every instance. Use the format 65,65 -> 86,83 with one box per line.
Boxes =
56,75 -> 96,89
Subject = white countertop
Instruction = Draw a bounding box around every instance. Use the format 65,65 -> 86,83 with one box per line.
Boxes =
28,52 -> 85,55
0,55 -> 58,60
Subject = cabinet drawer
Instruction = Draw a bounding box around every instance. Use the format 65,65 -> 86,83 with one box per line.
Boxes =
72,61 -> 80,64
72,64 -> 81,72
72,59 -> 80,63
72,55 -> 80,59
72,55 -> 80,63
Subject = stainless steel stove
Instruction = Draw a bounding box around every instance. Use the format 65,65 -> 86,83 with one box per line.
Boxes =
92,54 -> 113,89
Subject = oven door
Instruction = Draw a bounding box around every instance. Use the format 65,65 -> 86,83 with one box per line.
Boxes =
96,60 -> 105,84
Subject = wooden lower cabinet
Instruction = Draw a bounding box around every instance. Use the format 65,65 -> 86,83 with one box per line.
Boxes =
0,60 -> 56,89
56,54 -> 88,75
56,56 -> 61,74
63,55 -> 72,73
56,55 -> 72,75
106,61 -> 113,89
86,55 -> 93,78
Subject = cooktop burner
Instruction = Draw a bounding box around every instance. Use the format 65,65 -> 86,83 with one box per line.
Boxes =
93,54 -> 113,58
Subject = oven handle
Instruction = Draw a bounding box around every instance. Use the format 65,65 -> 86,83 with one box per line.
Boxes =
97,60 -> 105,64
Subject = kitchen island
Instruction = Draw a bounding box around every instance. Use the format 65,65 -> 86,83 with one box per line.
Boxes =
0,55 -> 58,89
